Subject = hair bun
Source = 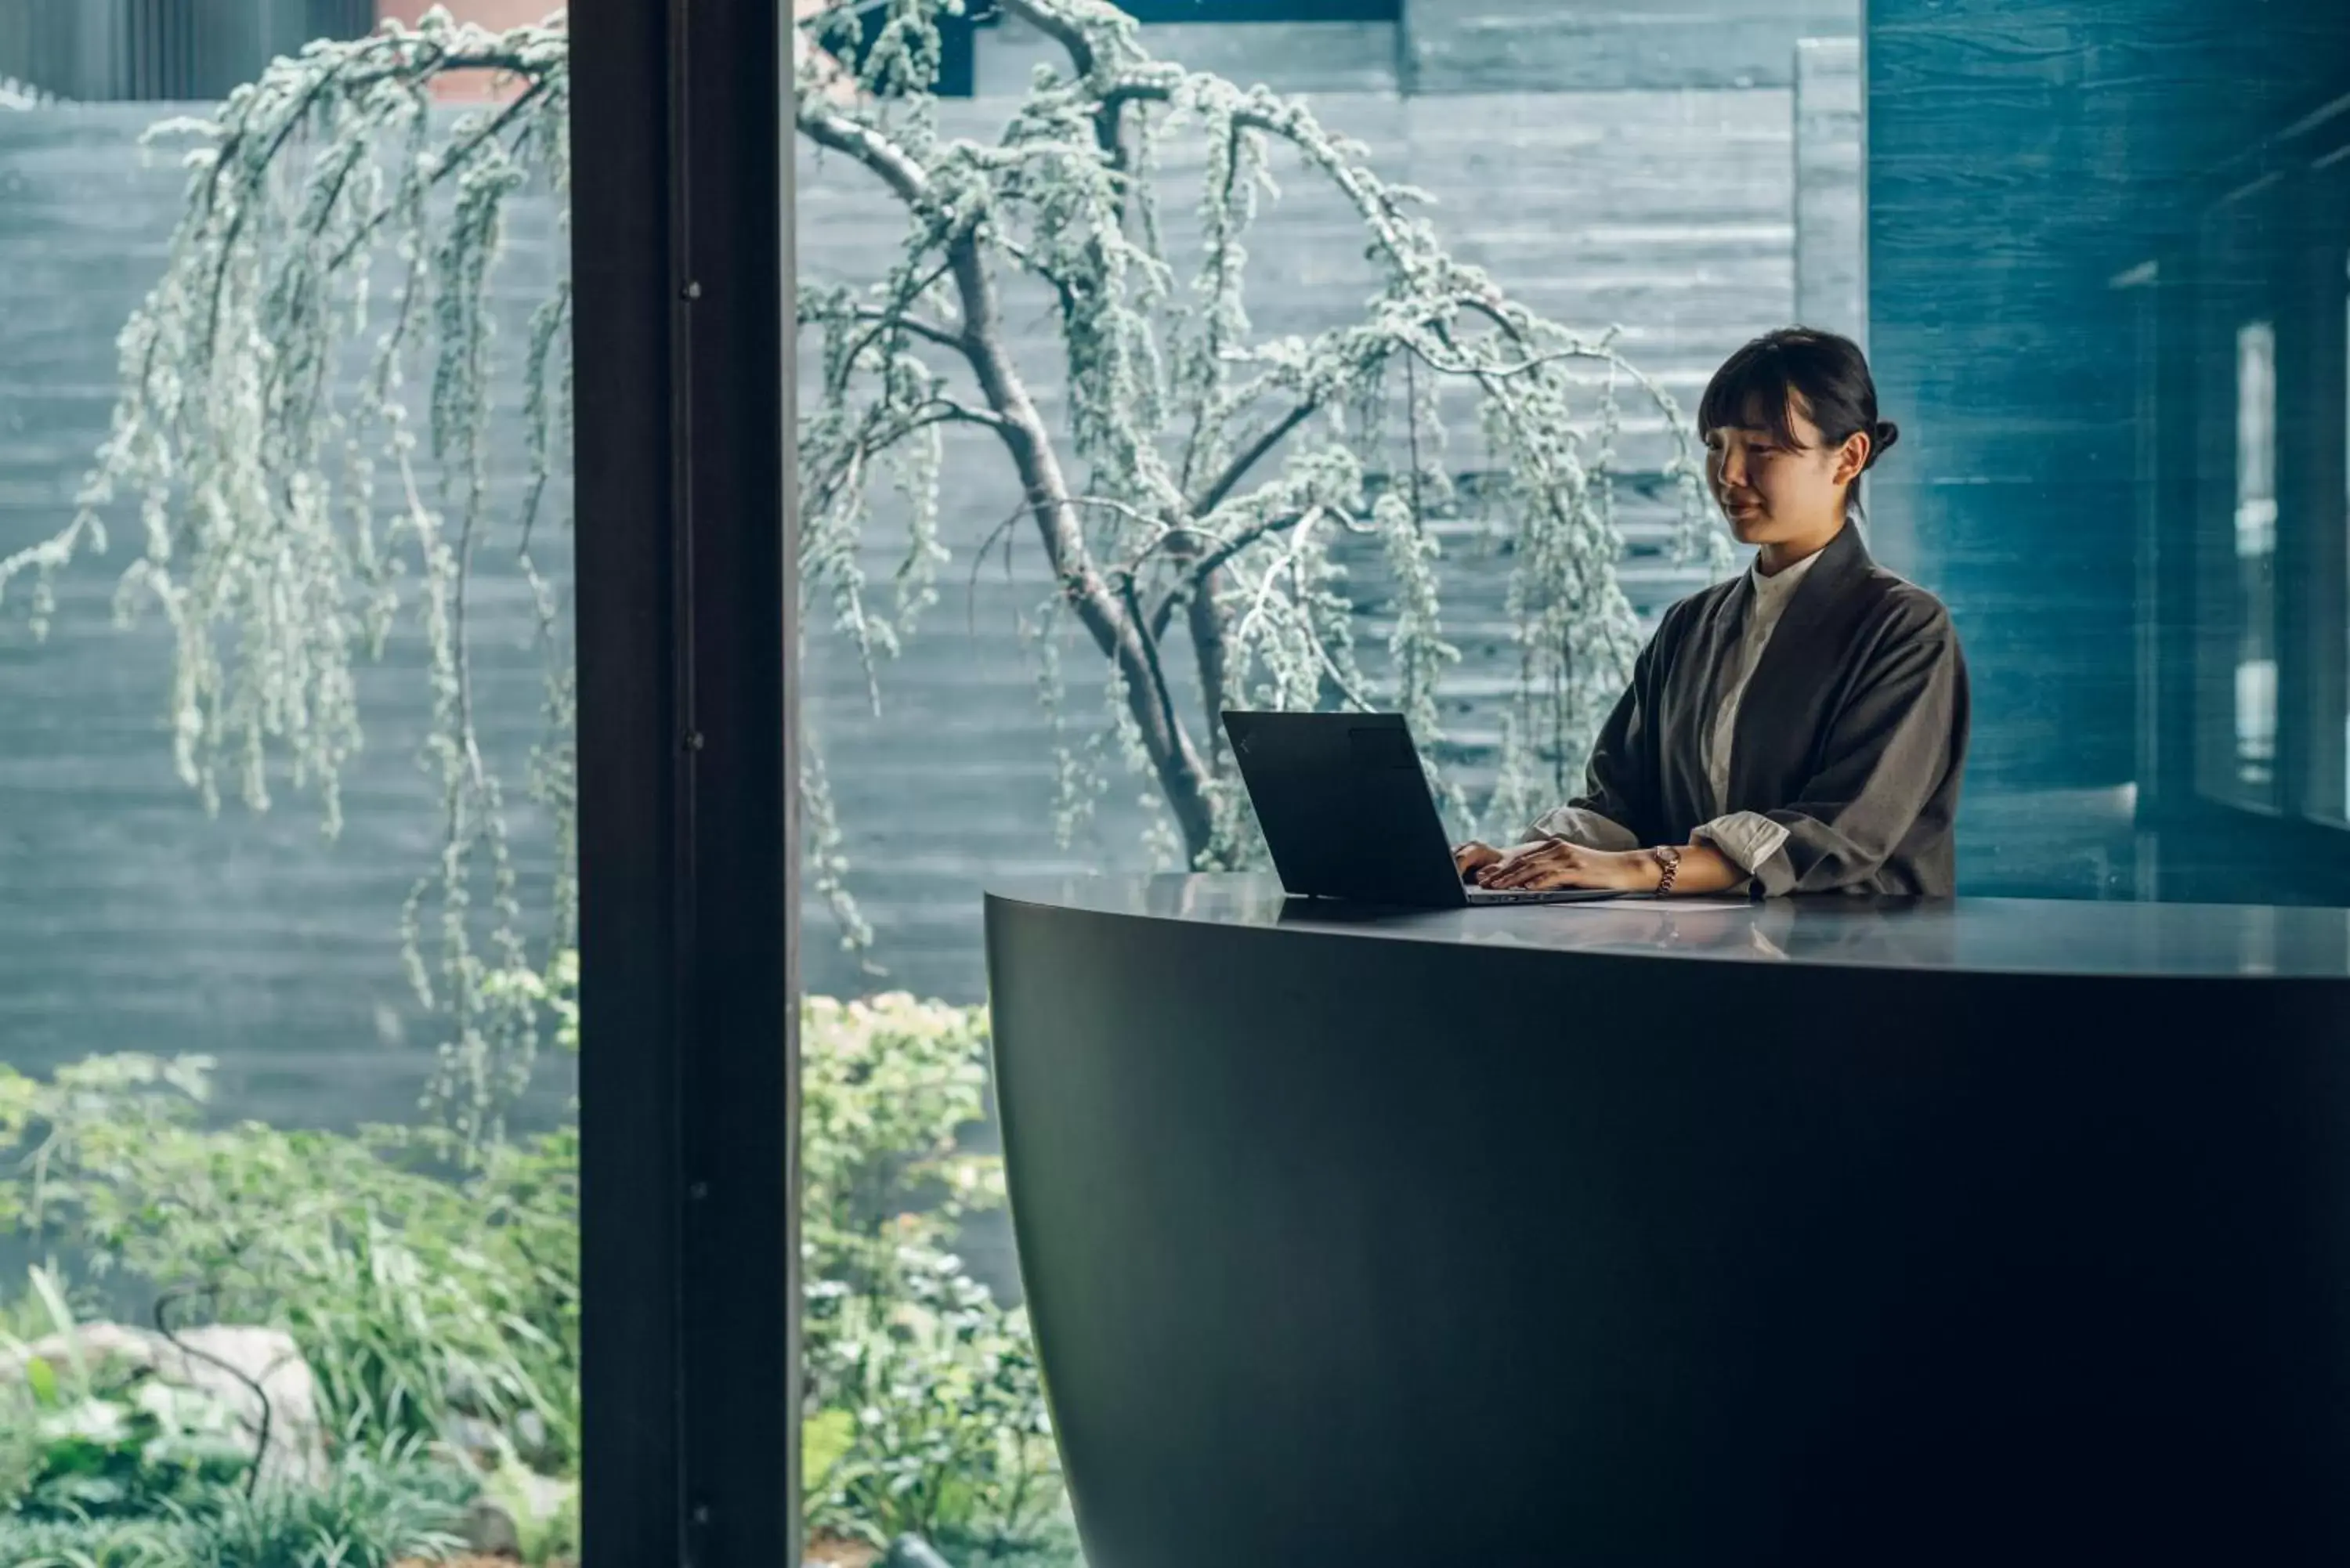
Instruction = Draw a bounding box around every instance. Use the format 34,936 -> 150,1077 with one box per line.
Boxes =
1872,420 -> 1900,459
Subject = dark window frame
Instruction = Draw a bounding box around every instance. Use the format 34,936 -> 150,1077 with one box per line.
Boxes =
572,1 -> 798,1563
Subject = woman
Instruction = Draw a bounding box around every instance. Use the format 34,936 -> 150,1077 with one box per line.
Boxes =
1454,327 -> 1969,898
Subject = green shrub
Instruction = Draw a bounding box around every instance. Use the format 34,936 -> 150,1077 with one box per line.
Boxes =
804,1248 -> 1063,1554
0,1056 -> 578,1474
797,994 -> 1066,1555
0,1438 -> 470,1568
0,986 -> 1072,1560
0,1279 -> 255,1523
161,1439 -> 472,1568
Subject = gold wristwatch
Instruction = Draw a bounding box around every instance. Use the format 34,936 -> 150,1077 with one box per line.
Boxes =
1650,844 -> 1681,897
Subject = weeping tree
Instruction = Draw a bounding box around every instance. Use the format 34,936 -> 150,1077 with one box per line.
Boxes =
797,0 -> 1725,889
0,0 -> 1723,1146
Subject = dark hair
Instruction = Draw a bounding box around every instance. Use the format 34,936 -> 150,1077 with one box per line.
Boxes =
1697,327 -> 1899,517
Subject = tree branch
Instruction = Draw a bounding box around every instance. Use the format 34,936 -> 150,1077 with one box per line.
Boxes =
803,397 -> 1007,521
992,0 -> 1139,204
798,99 -> 931,207
799,78 -> 1213,843
922,400 -> 1008,432
1175,123 -> 1249,500
808,257 -> 968,404
994,234 -> 1083,322
326,76 -> 552,273
1186,569 -> 1231,763
1097,74 -> 1420,276
1116,573 -> 1184,777
994,0 -> 1098,81
848,303 -> 965,355
156,1282 -> 277,1499
1148,508 -> 1315,641
1189,399 -> 1317,517
937,219 -> 1217,857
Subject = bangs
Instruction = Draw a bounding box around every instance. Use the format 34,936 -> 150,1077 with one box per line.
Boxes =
1697,345 -> 1807,447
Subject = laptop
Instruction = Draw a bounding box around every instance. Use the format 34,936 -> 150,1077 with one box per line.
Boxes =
1220,710 -> 1624,907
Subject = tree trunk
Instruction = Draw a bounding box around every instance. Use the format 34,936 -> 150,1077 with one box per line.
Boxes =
1188,568 -> 1231,771
942,237 -> 1218,863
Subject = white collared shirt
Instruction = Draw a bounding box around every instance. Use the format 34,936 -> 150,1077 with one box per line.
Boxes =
1705,547 -> 1821,814
1676,551 -> 1820,877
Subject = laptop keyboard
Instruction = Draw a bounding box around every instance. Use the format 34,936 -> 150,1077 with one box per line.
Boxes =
1466,887 -> 1618,905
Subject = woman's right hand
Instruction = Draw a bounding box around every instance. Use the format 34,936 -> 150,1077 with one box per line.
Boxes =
1452,840 -> 1504,883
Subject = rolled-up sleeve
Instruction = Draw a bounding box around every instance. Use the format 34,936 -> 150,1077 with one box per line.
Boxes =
1742,608 -> 1966,897
1692,811 -> 1791,877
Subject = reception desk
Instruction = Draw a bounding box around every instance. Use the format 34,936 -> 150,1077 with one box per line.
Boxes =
984,875 -> 2350,1566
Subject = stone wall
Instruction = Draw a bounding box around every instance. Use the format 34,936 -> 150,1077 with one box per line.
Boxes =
1867,0 -> 2350,901
0,108 -> 573,1125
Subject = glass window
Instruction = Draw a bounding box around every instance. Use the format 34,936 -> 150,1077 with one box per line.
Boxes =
2235,317 -> 2280,793
2187,190 -> 2292,826
794,2 -> 1860,1562
783,5 -> 2350,1566
1,5 -> 580,1563
1873,9 -> 2350,900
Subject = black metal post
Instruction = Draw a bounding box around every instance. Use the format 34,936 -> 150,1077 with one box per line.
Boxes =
573,0 -> 796,1562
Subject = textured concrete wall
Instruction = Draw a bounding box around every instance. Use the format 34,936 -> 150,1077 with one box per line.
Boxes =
1794,36 -> 1863,347
0,0 -> 375,100
979,16 -> 1404,95
0,108 -> 573,1125
1404,0 -> 1857,94
1867,0 -> 2350,900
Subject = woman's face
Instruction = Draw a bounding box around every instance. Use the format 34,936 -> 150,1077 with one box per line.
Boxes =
1703,395 -> 1867,546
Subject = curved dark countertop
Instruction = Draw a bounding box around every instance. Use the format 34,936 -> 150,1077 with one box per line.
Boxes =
983,876 -> 2350,1567
988,871 -> 2350,979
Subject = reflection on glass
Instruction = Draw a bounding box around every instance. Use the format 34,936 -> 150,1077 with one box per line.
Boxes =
2235,319 -> 2278,791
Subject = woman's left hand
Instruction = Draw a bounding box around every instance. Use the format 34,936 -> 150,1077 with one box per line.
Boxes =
1474,840 -> 1661,893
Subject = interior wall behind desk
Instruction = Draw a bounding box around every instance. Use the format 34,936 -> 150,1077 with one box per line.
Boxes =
1867,0 -> 2350,900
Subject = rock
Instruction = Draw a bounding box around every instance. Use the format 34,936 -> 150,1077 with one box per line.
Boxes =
506,1464 -> 574,1523
883,1536 -> 955,1568
443,1411 -> 506,1464
801,1531 -> 884,1568
461,1497 -> 523,1557
0,1321 -> 327,1487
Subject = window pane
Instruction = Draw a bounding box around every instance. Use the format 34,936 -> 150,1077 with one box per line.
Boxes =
1,5 -> 580,1561
2236,318 -> 2279,793
790,0 -> 2350,1559
795,3 -> 1860,1563
1874,13 -> 2348,894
